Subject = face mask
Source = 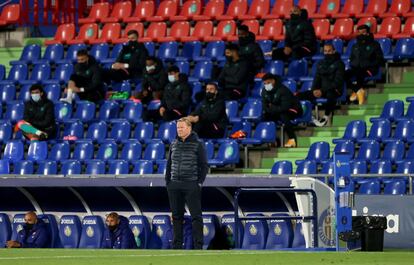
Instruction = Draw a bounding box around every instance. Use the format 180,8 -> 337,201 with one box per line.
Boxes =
168,75 -> 176,83
24,223 -> 34,231
128,40 -> 138,47
146,65 -> 156,72
226,56 -> 233,62
264,83 -> 273,92
206,92 -> 216,100
324,54 -> 336,61
239,36 -> 249,46
357,34 -> 370,42
31,94 -> 41,102
290,14 -> 301,21
108,225 -> 118,232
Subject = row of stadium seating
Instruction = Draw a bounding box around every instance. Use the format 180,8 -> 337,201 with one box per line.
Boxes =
0,212 -> 306,250
0,4 -> 19,27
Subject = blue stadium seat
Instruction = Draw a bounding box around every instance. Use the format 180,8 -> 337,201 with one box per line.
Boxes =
36,161 -> 58,175
225,100 -> 240,123
190,81 -> 202,104
11,214 -> 25,241
10,44 -> 41,65
155,121 -> 177,144
407,144 -> 414,159
98,100 -> 120,120
271,160 -> 293,175
258,40 -> 273,55
208,140 -> 239,166
158,41 -> 179,62
263,60 -> 284,76
385,119 -> 414,143
242,213 -> 268,250
112,80 -> 131,93
221,214 -> 244,249
0,213 -> 11,248
0,64 -> 28,85
358,119 -> 391,143
13,161 -> 34,175
38,214 -> 62,248
109,120 -> 131,143
219,121 -> 252,144
265,213 -> 294,249
202,214 -> 220,249
333,120 -> 366,144
382,140 -> 405,163
0,121 -> 12,143
240,121 -> 276,145
396,160 -> 414,175
72,101 -> 96,123
393,38 -> 414,61
377,38 -> 393,61
0,159 -> 10,174
286,59 -> 308,80
282,80 -> 297,94
120,140 -> 142,161
370,159 -> 392,175
97,140 -> 118,160
357,179 -> 381,195
320,161 -> 334,176
107,159 -> 129,174
144,42 -> 155,56
44,83 -> 61,102
48,142 -> 70,161
129,215 -> 151,249
72,141 -> 94,160
3,140 -> 24,162
27,141 -> 48,161
292,100 -> 313,124
61,160 -> 82,175
34,44 -> 64,65
194,41 -> 225,62
295,160 -> 317,175
143,140 -> 165,161
204,140 -> 215,160
149,214 -> 173,249
86,121 -> 107,143
85,160 -> 106,175
43,63 -> 74,85
120,101 -> 142,122
132,160 -> 153,174
240,99 -> 262,122
59,215 -> 82,248
176,41 -> 202,62
0,84 -> 16,102
332,140 -> 355,159
291,221 -> 306,248
5,100 -> 24,122
355,140 -> 380,163
0,64 -> 5,80
341,38 -> 356,60
156,160 -> 167,174
62,120 -> 84,139
20,63 -> 51,86
79,215 -> 105,249
101,43 -> 123,64
175,61 -> 190,75
56,44 -> 87,64
133,122 -> 154,143
90,43 -> 109,63
371,100 -> 404,122
296,142 -> 330,165
190,61 -> 213,82
250,80 -> 263,98
350,160 -> 368,175
383,179 -> 407,195
147,100 -> 161,111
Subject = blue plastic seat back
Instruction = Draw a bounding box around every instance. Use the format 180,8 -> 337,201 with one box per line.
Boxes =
157,121 -> 177,144
306,141 -> 330,162
253,121 -> 277,143
86,121 -> 107,143
179,41 -> 202,61
73,101 -> 96,122
287,59 -> 308,80
120,101 -> 142,122
99,100 -> 120,120
343,38 -> 356,58
241,99 -> 262,121
0,213 -> 11,247
129,215 -> 151,249
107,159 -> 130,174
121,140 -> 142,161
11,214 -> 25,241
380,100 -> 404,122
48,142 -> 70,161
42,44 -> 64,63
358,179 -> 381,194
110,43 -> 124,59
0,64 -> 5,80
221,214 -> 243,249
333,140 -> 355,159
271,160 -> 293,174
29,63 -> 51,82
293,100 -> 312,124
61,160 -> 82,175
38,214 -> 62,248
175,61 -> 190,75
5,100 -> 24,122
342,120 -> 366,141
149,215 -> 173,249
215,140 -> 239,164
229,121 -> 252,138
192,61 -> 213,81
90,43 -> 109,63
143,141 -> 165,161
383,140 -> 405,163
367,119 -> 391,142
0,121 -> 12,143
204,141 -> 215,160
133,122 -> 154,143
265,213 -> 294,249
225,100 -> 239,122
242,213 -> 268,250
0,159 -> 10,174
19,44 -> 41,63
85,160 -> 106,175
377,38 -> 392,58
4,140 -> 24,162
7,64 -> 28,83
63,120 -> 83,139
158,41 -> 179,61
0,84 -> 16,102
204,41 -> 225,61
320,161 -> 334,175
156,160 -> 167,174
59,215 -> 82,248
66,44 -> 88,63
27,141 -> 48,161
109,120 -> 131,142
55,101 -> 73,122
36,160 -> 58,175
79,215 -> 105,249
17,85 -> 31,101
383,179 -> 407,195
291,220 -> 306,248
72,141 -> 94,160
44,84 -> 61,102
407,144 -> 414,159
258,40 -> 273,54
356,140 -> 380,162
393,119 -> 414,141
53,63 -> 74,83
393,38 -> 414,60
13,160 -> 34,175
202,214 -> 220,250
97,140 -> 118,160
370,159 -> 392,175
144,42 -> 155,56
282,80 -> 297,93
396,160 -> 414,175
132,160 -> 153,174
350,160 -> 368,175
264,60 -> 284,76
295,160 -> 317,175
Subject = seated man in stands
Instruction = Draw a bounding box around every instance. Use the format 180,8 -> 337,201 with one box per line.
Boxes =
103,30 -> 148,83
261,73 -> 303,148
6,211 -> 49,248
137,56 -> 168,105
102,212 -> 137,249
218,43 -> 249,100
187,82 -> 227,139
60,49 -> 104,104
346,25 -> 384,105
296,43 -> 345,127
266,6 -> 317,61
16,84 -> 56,140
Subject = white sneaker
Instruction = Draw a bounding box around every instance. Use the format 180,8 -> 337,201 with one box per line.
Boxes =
59,97 -> 72,104
313,115 -> 329,127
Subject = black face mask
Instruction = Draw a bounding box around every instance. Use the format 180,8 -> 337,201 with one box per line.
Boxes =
128,40 -> 138,49
324,54 -> 336,61
239,36 -> 249,46
24,223 -> 34,231
78,62 -> 88,70
290,14 -> 301,21
108,225 -> 118,232
226,56 -> 233,62
206,92 -> 216,100
357,34 -> 370,43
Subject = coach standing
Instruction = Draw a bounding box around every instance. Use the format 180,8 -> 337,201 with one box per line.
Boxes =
166,117 -> 208,249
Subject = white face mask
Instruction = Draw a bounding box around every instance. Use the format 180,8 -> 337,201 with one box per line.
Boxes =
264,83 -> 273,91
168,75 -> 176,83
31,94 -> 41,102
146,65 -> 155,72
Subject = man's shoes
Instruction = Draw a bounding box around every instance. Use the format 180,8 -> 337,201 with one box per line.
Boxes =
357,88 -> 366,105
313,115 -> 329,127
284,139 -> 297,148
349,92 -> 357,102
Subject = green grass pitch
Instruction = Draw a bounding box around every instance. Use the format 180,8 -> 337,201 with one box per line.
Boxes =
0,249 -> 412,265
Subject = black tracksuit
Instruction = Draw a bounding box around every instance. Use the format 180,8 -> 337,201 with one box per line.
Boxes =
70,56 -> 104,103
218,58 -> 249,100
346,34 -> 384,92
139,59 -> 168,105
191,93 -> 228,139
262,78 -> 303,140
166,131 -> 208,249
239,32 -> 265,78
297,53 -> 345,116
23,96 -> 57,139
159,74 -> 191,121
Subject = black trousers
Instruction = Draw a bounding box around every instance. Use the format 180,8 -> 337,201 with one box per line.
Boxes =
103,68 -> 131,83
193,122 -> 225,139
263,111 -> 300,140
296,89 -> 341,116
272,46 -> 314,61
345,67 -> 378,93
167,181 -> 203,249
144,108 -> 185,122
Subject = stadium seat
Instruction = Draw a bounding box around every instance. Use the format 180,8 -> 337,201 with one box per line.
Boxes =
381,140 -> 405,163
239,0 -> 270,20
133,122 -> 154,143
155,121 -> 177,144
11,214 -> 25,241
89,43 -> 110,63
393,17 -> 414,39
43,83 -> 61,102
209,140 -> 239,166
314,0 -> 341,18
85,160 -> 106,175
312,19 -> 330,40
225,100 -> 240,124
356,0 -> 387,18
370,158 -> 392,175
79,2 -> 109,24
38,214 -> 61,248
373,100 -> 405,122
176,41 -> 202,62
27,141 -> 48,161
144,42 -> 155,56
374,17 -> 401,39
97,140 -> 118,160
0,121 -> 12,143
3,140 -> 24,162
263,0 -> 293,19
298,0 -> 318,18
132,159 -> 153,174
181,21 -> 213,42
383,179 -> 407,195
0,84 -> 16,102
59,215 -> 82,248
271,160 -> 293,175
357,17 -> 378,34
296,142 -> 330,165
204,20 -> 237,42
71,101 -> 96,123
129,215 -> 151,249
221,214 -> 244,248
193,0 -> 225,21
124,1 -> 155,22
381,0 -> 411,18
45,23 -> 76,45
189,61 -> 213,82
61,160 -> 82,175
292,100 -> 313,124
355,140 -> 380,163
295,160 -> 317,175
332,140 -> 355,159
0,159 -> 10,174
148,215 -> 173,249
357,119 -> 390,143
20,63 -> 51,86
143,140 -> 165,161
13,160 -> 34,175
36,160 -> 58,175
33,44 -> 64,65
108,120 -> 131,143
157,41 -> 179,62
79,215 -> 105,248
216,0 -> 248,20
333,120 -> 366,144
107,159 -> 129,174
194,41 -> 225,62
156,160 -> 167,174
43,63 -> 73,84
286,59 -> 308,81
350,160 -> 368,175
175,61 -> 190,75
201,214 -> 220,249
291,221 -> 306,248
10,44 -> 41,65
240,99 -> 262,122
119,101 -> 142,123
0,64 -> 4,80
256,19 -> 284,41
147,0 -> 178,22
393,38 -> 414,61
385,119 -> 414,143
240,121 -> 276,145
55,44 -> 87,65
4,100 -> 24,122
86,121 -> 107,143
140,22 -> 167,42
72,141 -> 94,161
322,18 -> 354,40
67,23 -> 99,45
265,213 -> 294,249
98,101 -> 119,121
0,64 -> 28,85
61,120 -> 82,139
357,179 -> 381,194
0,4 -> 20,26
0,213 -> 11,248
170,0 -> 202,21
89,23 -> 121,44
333,0 -> 364,18
242,213 -> 268,250
101,1 -> 132,23
159,22 -> 190,42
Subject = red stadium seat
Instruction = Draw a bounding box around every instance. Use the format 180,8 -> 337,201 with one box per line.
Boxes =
146,0 -> 178,22
322,18 -> 354,40
216,0 -> 248,20
193,0 -> 225,21
333,0 -> 364,18
312,19 -> 330,40
0,4 -> 20,26
181,21 -> 213,42
101,1 -> 132,23
124,1 -> 155,22
67,23 -> 99,45
356,0 -> 387,18
170,0 -> 202,21
226,20 -> 260,42
89,23 -> 121,44
316,0 -> 341,18
298,0 -> 318,19
357,17 -> 378,34
140,22 -> 167,42
113,22 -> 144,44
256,19 -> 284,41
393,17 -> 414,39
44,23 -> 75,45
262,0 -> 293,19
204,20 -> 237,41
159,21 -> 191,42
78,2 -> 110,24
239,0 -> 270,20
374,17 -> 401,39
381,0 -> 411,18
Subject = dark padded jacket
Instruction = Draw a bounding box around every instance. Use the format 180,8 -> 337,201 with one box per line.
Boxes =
73,55 -> 104,101
350,34 -> 384,70
218,58 -> 249,98
239,32 -> 265,74
284,13 -> 317,57
312,53 -> 345,95
166,132 -> 208,184
161,74 -> 191,116
102,216 -> 137,249
16,219 -> 49,248
191,93 -> 228,131
116,41 -> 148,77
141,58 -> 168,92
23,96 -> 56,137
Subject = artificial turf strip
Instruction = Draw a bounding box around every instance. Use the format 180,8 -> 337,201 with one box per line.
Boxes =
0,249 -> 412,265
